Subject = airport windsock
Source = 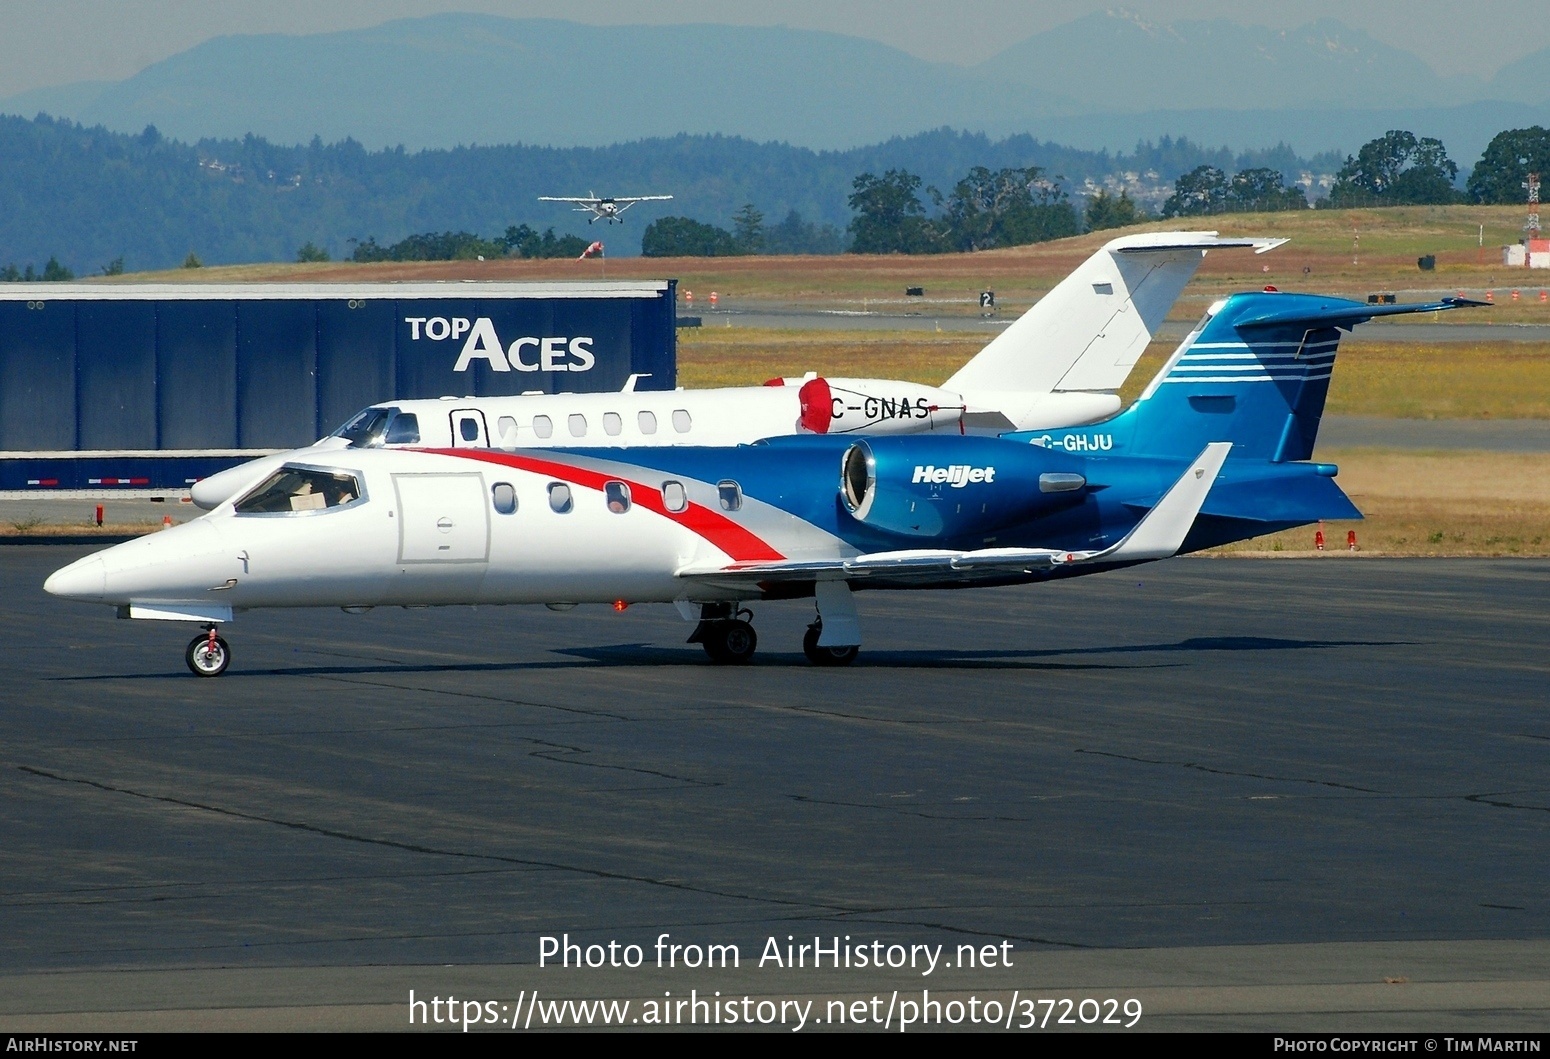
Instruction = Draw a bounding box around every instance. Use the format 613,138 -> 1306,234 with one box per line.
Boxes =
579,240 -> 604,260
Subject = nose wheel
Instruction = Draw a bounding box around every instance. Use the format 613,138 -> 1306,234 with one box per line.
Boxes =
186,626 -> 231,677
803,623 -> 859,667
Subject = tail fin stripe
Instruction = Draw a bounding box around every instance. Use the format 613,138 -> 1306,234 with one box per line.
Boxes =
1160,372 -> 1332,384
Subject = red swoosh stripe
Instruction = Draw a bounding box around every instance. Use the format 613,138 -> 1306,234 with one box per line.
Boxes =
425,448 -> 786,564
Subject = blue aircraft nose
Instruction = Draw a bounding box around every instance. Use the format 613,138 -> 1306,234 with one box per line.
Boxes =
44,555 -> 106,601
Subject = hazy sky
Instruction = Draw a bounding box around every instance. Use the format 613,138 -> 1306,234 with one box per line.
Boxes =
4,0 -> 1547,97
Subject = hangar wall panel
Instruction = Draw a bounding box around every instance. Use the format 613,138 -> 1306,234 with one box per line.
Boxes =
0,301 -> 76,450
317,299 -> 396,434
237,300 -> 317,448
157,301 -> 237,449
77,302 -> 158,450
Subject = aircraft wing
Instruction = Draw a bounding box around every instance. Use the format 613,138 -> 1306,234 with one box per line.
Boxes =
537,197 -> 596,203
614,196 -> 674,203
676,443 -> 1230,588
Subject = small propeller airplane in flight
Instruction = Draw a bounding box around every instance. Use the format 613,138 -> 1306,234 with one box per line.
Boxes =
187,232 -> 1286,510
45,291 -> 1482,676
538,193 -> 673,224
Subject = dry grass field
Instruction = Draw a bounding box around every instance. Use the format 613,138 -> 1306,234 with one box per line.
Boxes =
116,204 -> 1550,322
1210,449 -> 1550,557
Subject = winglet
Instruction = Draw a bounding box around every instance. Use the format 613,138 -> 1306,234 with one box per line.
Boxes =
1062,442 -> 1231,565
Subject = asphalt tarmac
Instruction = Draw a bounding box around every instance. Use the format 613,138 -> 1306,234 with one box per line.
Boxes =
2,547 -> 1547,1031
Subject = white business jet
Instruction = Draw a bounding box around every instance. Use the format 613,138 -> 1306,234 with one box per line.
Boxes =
188,232 -> 1284,510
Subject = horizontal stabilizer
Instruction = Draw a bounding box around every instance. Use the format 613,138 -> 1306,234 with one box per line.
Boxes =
1237,297 -> 1486,331
1113,236 -> 1286,255
1199,471 -> 1362,524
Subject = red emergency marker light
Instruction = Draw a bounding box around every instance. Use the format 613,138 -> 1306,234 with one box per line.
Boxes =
613,600 -> 629,612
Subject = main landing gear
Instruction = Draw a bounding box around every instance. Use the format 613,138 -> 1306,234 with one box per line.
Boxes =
687,588 -> 863,666
185,624 -> 231,677
803,622 -> 859,667
688,603 -> 758,664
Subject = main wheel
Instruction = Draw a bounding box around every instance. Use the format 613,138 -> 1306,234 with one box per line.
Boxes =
703,620 -> 757,664
803,625 -> 859,667
186,632 -> 231,677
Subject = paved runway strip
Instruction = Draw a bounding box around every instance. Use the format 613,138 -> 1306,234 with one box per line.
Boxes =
1,548 -> 1546,1030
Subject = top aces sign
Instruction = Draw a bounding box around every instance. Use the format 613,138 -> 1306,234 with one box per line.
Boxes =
406,316 -> 597,373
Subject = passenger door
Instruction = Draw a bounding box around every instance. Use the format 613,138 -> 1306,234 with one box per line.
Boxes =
449,408 -> 489,448
393,473 -> 490,564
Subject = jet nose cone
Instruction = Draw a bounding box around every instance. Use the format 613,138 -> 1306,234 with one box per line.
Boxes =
44,555 -> 106,601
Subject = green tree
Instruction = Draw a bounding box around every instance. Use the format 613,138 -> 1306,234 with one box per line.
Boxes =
99,257 -> 125,276
1085,189 -> 1146,231
1329,130 -> 1459,206
847,170 -> 938,254
182,252 -> 202,269
936,166 -> 1078,251
41,256 -> 74,280
1467,127 -> 1550,204
1228,168 -> 1307,211
499,224 -> 587,258
763,210 -> 846,254
296,241 -> 331,262
731,203 -> 764,253
1162,165 -> 1230,217
640,216 -> 740,256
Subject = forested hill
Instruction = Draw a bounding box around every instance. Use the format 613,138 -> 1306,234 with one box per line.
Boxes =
0,114 -> 1329,273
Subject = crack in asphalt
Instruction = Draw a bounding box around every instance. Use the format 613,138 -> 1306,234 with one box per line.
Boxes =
13,764 -> 885,919
1463,791 -> 1550,814
788,793 -> 1037,822
1075,749 -> 1381,793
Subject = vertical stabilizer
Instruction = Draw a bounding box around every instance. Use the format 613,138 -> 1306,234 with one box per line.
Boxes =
944,232 -> 1285,397
1098,291 -> 1484,461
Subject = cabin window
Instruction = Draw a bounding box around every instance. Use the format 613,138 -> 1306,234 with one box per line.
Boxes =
458,416 -> 481,442
638,410 -> 657,435
672,409 -> 692,433
491,482 -> 518,514
383,412 -> 420,445
548,482 -> 573,513
717,480 -> 743,512
662,480 -> 688,513
496,416 -> 519,447
603,412 -> 622,437
605,481 -> 631,513
235,467 -> 362,515
568,413 -> 587,438
533,415 -> 553,439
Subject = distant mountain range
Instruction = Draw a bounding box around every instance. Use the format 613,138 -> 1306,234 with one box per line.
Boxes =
2,12 -> 1546,159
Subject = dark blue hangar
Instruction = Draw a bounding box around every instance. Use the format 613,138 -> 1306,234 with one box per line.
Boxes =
0,281 -> 677,494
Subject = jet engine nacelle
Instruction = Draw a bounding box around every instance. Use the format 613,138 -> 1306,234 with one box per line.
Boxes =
838,436 -> 1089,539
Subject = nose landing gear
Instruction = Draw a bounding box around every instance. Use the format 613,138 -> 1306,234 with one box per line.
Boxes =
185,625 -> 231,677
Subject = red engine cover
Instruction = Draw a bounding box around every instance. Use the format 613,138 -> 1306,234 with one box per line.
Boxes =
797,377 -> 833,434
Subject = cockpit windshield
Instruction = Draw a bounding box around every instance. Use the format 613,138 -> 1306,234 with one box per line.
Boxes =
334,407 -> 391,447
332,407 -> 420,447
234,466 -> 363,514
